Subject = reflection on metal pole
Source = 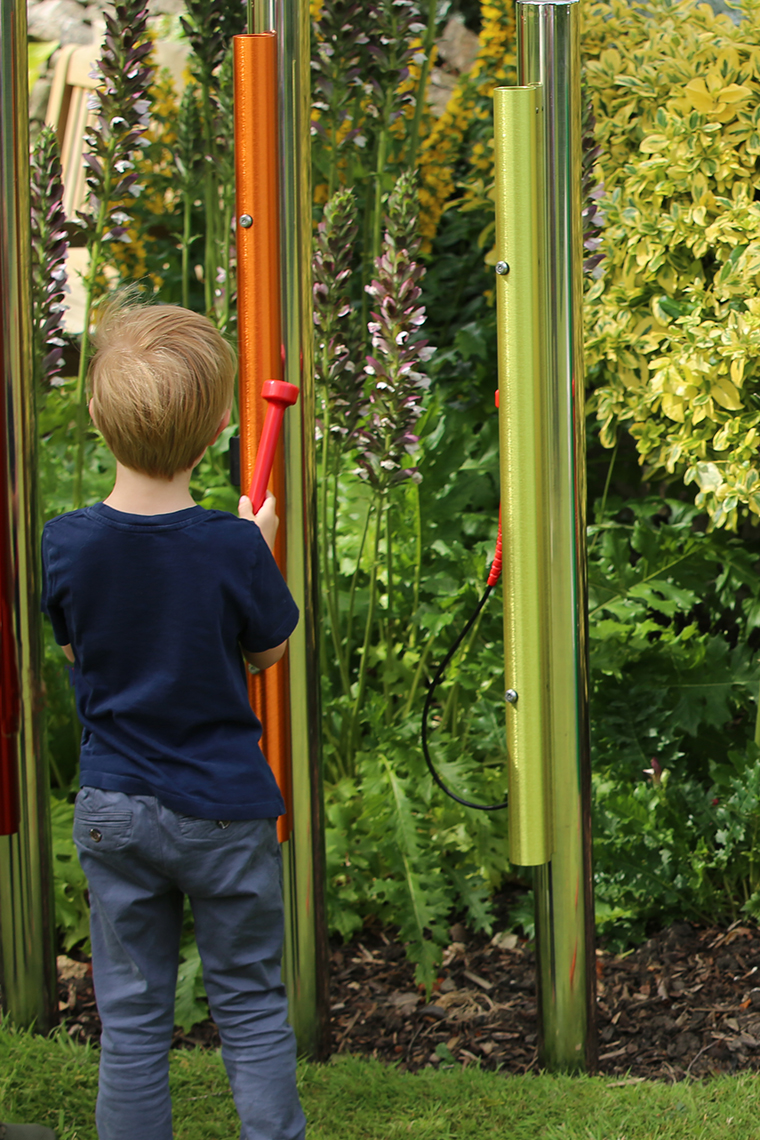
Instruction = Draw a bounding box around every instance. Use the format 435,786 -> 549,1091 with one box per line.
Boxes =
275,0 -> 331,1059
494,0 -> 595,1071
0,0 -> 57,1030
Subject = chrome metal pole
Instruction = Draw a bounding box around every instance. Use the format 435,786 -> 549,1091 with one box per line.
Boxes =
517,0 -> 595,1072
275,0 -> 331,1059
0,0 -> 57,1030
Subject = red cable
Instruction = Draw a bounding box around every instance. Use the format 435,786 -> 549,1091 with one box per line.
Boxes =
488,507 -> 503,586
419,388 -> 507,811
488,388 -> 502,586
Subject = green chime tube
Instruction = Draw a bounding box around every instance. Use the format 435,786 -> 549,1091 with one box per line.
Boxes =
495,0 -> 596,1072
493,83 -> 553,869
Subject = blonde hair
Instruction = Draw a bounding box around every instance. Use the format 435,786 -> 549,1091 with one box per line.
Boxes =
88,300 -> 236,478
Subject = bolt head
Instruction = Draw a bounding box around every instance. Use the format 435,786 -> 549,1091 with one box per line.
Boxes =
505,688 -> 518,704
239,214 -> 253,229
495,260 -> 510,276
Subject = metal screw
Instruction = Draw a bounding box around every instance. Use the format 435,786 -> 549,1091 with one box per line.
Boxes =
495,261 -> 510,276
239,214 -> 253,229
505,689 -> 518,704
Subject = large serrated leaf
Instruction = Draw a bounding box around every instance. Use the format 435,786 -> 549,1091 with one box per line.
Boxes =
174,940 -> 208,1035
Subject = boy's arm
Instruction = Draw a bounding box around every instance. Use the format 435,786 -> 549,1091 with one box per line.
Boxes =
237,489 -> 296,671
62,635 -> 282,672
242,641 -> 287,672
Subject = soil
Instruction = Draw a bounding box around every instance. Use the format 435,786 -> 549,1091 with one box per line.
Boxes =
57,913 -> 760,1083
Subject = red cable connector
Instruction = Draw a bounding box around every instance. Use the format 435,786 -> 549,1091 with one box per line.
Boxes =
488,389 -> 503,586
488,506 -> 503,586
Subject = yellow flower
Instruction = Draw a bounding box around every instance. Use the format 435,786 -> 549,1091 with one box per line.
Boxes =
417,0 -> 515,251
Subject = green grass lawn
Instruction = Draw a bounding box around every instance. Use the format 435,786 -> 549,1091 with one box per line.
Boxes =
5,1022 -> 760,1139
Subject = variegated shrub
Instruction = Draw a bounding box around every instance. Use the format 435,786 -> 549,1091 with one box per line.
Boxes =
584,0 -> 760,527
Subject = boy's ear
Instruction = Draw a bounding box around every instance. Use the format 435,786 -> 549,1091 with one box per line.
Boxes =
209,408 -> 231,445
189,410 -> 232,471
88,397 -> 95,421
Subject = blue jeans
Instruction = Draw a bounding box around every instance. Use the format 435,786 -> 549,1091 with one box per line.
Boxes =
74,787 -> 306,1140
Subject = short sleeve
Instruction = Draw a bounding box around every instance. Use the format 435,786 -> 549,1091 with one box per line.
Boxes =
239,530 -> 299,653
41,525 -> 71,646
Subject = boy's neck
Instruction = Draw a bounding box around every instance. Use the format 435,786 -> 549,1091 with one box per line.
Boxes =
103,462 -> 197,516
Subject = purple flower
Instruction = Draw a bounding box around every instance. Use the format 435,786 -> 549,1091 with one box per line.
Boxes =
312,0 -> 372,170
181,0 -> 245,89
30,126 -> 68,387
582,94 -> 606,279
356,171 -> 434,488
76,0 -> 155,243
313,188 -> 365,454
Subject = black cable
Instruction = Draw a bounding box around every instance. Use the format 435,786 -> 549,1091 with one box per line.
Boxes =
421,583 -> 509,812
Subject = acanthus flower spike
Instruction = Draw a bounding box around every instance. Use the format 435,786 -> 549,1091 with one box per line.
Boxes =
356,170 -> 434,489
30,127 -> 68,389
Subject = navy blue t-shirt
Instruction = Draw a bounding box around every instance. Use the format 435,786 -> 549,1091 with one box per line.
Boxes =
41,502 -> 299,819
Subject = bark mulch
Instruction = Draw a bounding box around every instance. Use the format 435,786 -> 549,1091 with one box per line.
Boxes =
57,917 -> 760,1082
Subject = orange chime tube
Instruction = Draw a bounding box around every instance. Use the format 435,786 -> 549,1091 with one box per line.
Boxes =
233,31 -> 292,843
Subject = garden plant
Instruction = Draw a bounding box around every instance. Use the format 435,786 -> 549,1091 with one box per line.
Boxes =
28,0 -> 760,1033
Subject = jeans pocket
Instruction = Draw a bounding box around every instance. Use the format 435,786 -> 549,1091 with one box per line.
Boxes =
176,814 -> 239,841
74,811 -> 134,852
75,789 -> 134,851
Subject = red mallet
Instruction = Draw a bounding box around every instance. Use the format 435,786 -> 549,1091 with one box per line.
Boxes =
249,379 -> 300,513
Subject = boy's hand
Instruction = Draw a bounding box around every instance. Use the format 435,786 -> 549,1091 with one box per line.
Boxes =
239,490 -> 279,552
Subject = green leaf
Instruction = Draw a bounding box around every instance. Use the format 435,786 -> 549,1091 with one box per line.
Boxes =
174,939 -> 208,1034
50,798 -> 90,953
28,40 -> 58,91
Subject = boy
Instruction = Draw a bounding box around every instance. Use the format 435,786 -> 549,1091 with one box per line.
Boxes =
41,302 -> 306,1140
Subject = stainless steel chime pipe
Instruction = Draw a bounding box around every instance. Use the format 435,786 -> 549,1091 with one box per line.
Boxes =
235,0 -> 328,1058
519,0 -> 595,1073
0,0 -> 57,1031
495,0 -> 595,1071
272,0 -> 331,1059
